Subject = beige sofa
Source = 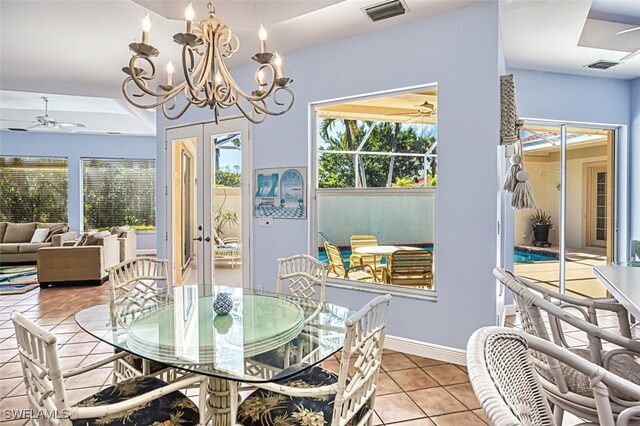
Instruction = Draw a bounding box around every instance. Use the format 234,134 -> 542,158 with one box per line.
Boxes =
37,231 -> 120,288
0,222 -> 76,265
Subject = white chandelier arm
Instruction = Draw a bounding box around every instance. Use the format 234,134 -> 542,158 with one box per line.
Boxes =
122,77 -> 187,111
181,45 -> 209,104
161,96 -> 193,120
235,100 -> 267,124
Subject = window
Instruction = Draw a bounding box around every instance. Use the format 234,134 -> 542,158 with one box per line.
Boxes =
0,156 -> 68,223
82,159 -> 156,231
314,87 -> 438,294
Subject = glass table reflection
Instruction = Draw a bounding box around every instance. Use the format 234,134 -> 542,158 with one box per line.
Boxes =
75,285 -> 353,426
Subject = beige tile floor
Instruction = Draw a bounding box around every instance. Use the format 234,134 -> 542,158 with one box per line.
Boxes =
0,283 -> 486,426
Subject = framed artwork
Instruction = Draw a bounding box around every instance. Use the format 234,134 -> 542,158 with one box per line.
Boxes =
254,167 -> 306,219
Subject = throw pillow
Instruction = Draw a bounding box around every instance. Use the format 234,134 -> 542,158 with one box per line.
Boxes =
30,228 -> 50,243
44,225 -> 69,243
111,225 -> 131,237
75,232 -> 89,246
3,223 -> 37,243
83,230 -> 111,246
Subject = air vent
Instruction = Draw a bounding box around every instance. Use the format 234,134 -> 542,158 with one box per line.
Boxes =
107,131 -> 122,135
363,0 -> 407,22
585,60 -> 620,70
8,128 -> 27,132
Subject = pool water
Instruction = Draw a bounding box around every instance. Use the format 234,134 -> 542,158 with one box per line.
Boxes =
514,249 -> 556,263
317,246 -> 555,264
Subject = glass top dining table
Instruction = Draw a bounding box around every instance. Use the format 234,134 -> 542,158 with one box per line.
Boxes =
75,285 -> 354,426
75,285 -> 354,384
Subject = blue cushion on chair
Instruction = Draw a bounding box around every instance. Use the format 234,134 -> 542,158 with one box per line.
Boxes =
73,376 -> 199,426
237,366 -> 367,426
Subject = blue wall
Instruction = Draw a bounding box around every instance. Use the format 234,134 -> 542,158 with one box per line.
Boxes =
0,131 -> 156,233
631,78 -> 640,246
509,68 -> 633,261
156,2 -> 503,350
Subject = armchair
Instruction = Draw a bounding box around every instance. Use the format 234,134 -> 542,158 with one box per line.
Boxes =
37,233 -> 120,288
324,242 -> 378,282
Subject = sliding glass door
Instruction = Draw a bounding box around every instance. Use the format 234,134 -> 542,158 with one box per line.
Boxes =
166,118 -> 250,287
510,123 -> 615,298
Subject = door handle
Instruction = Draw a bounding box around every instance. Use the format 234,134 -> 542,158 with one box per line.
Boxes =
204,237 -> 211,242
193,236 -> 203,242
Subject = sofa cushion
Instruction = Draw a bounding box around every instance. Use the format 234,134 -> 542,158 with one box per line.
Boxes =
0,243 -> 21,254
3,223 -> 36,243
30,228 -> 49,243
44,224 -> 69,243
19,243 -> 52,253
83,230 -> 111,246
37,222 -> 66,229
0,222 -> 7,243
111,225 -> 131,237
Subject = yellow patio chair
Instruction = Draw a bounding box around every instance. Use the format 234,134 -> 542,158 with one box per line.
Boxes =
349,234 -> 384,269
383,249 -> 433,288
324,242 -> 379,282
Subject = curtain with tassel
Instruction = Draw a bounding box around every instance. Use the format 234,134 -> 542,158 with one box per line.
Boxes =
500,74 -> 536,210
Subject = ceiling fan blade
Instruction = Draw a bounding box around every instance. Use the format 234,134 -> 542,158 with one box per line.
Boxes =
25,124 -> 42,129
57,122 -> 86,128
55,125 -> 77,132
620,47 -> 640,62
616,26 -> 640,35
0,119 -> 35,124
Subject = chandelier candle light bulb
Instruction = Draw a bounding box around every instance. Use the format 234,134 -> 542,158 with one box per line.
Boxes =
141,14 -> 151,44
185,3 -> 194,33
259,25 -> 267,53
257,69 -> 265,86
274,52 -> 283,79
166,61 -> 174,86
215,71 -> 223,86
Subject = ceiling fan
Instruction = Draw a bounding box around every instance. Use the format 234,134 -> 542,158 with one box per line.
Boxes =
2,97 -> 86,132
384,101 -> 437,124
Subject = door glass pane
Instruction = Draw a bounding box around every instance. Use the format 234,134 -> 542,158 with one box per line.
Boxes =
211,132 -> 242,287
172,137 -> 198,285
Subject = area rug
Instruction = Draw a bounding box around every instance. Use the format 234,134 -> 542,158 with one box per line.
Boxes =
0,266 -> 39,295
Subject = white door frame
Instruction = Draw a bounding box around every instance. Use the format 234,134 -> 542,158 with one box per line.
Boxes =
165,116 -> 252,287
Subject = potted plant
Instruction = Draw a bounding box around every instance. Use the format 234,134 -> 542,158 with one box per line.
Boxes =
530,209 -> 552,245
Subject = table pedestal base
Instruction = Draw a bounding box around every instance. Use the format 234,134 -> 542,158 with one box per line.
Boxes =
207,377 -> 238,426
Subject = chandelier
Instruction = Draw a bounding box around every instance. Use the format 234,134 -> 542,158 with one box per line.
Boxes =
122,2 -> 294,124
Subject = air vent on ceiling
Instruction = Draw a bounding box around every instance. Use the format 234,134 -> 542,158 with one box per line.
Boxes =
585,60 -> 620,70
107,131 -> 122,135
8,128 -> 28,132
363,0 -> 407,22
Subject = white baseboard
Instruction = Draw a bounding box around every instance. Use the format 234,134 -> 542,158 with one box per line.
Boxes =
385,335 -> 467,366
504,304 -> 517,317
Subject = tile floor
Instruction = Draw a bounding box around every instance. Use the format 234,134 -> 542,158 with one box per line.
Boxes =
0,283 -> 486,426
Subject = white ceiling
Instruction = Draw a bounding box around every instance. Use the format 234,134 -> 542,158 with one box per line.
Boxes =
501,0 -> 640,80
1,0 -> 639,136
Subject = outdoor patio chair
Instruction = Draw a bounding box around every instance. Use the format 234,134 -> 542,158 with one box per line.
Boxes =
632,240 -> 640,263
11,311 -> 207,426
494,267 -> 640,424
237,294 -> 392,426
108,257 -> 177,383
324,242 -> 379,282
214,235 -> 242,268
383,249 -> 433,288
468,326 -> 640,426
349,234 -> 383,269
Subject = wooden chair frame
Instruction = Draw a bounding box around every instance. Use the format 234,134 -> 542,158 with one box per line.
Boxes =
382,250 -> 433,288
324,242 -> 379,282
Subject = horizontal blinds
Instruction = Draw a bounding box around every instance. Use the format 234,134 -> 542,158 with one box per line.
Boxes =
0,156 -> 68,223
82,159 -> 156,231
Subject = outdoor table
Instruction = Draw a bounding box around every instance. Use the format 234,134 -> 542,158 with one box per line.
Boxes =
75,285 -> 353,426
593,262 -> 640,318
354,245 -> 423,275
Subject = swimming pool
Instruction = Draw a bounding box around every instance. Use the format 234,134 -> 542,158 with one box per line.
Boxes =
514,249 -> 557,263
317,246 -> 556,264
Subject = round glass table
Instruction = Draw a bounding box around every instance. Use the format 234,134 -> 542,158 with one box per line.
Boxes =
75,285 -> 353,426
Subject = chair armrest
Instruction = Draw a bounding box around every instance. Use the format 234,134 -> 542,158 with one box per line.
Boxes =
100,234 -> 120,270
254,382 -> 337,397
52,231 -> 77,247
70,375 -> 203,420
64,352 -> 129,378
345,264 -> 378,282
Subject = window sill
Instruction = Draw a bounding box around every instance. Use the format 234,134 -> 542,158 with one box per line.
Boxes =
326,277 -> 437,301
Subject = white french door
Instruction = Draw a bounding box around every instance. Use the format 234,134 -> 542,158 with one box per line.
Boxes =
166,118 -> 251,287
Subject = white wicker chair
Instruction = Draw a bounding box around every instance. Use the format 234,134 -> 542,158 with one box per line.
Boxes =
277,254 -> 327,303
11,311 -> 206,426
468,327 -> 640,426
237,294 -> 392,426
495,267 -> 640,424
107,257 -> 175,383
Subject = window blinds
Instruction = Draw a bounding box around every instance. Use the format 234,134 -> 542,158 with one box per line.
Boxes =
82,159 -> 156,231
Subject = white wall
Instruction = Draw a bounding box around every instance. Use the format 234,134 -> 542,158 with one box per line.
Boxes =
156,2 -> 502,349
509,68 -> 632,260
0,131 -> 156,242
